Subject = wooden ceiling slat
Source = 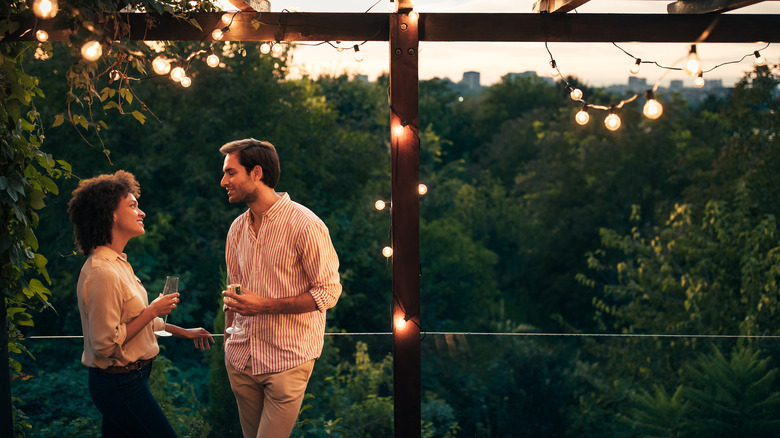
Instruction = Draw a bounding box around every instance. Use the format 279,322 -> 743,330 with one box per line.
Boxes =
532,0 -> 592,14
667,0 -> 767,14
5,12 -> 780,43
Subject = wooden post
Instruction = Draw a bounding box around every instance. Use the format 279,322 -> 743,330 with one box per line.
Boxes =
1,303 -> 11,438
389,4 -> 421,438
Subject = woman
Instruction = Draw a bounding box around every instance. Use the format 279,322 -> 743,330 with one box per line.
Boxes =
68,170 -> 214,437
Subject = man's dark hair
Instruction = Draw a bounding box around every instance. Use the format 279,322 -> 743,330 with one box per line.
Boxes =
68,170 -> 140,255
219,138 -> 280,189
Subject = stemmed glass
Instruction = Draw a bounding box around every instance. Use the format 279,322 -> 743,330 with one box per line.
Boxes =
153,276 -> 178,337
225,274 -> 244,335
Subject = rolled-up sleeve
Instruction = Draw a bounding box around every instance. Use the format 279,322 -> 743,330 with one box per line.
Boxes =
299,221 -> 341,312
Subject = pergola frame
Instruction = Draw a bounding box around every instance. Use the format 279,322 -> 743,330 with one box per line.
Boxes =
4,5 -> 780,437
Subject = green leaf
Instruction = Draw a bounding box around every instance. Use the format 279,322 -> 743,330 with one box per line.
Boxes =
29,188 -> 45,209
24,227 -> 38,251
132,110 -> 147,125
52,113 -> 65,127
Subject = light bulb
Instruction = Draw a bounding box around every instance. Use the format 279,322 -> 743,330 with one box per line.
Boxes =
754,51 -> 766,66
109,69 -> 122,82
643,99 -> 663,120
630,59 -> 641,75
684,45 -> 700,76
393,124 -> 404,136
152,56 -> 171,75
394,315 -> 407,330
181,76 -> 192,87
221,13 -> 232,25
694,73 -> 705,88
604,112 -> 621,131
260,43 -> 272,54
408,10 -> 419,21
382,246 -> 393,258
353,45 -> 364,62
418,184 -> 427,195
212,29 -> 224,41
271,43 -> 284,55
388,0 -> 397,11
81,41 -> 102,62
35,30 -> 48,42
575,108 -> 590,126
569,88 -> 583,101
206,53 -> 220,67
549,60 -> 560,78
170,66 -> 186,82
375,200 -> 386,211
32,0 -> 57,19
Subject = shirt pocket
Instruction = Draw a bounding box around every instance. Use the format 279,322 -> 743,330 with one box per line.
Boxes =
121,278 -> 146,323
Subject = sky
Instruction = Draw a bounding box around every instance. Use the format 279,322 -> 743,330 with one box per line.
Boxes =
229,0 -> 780,88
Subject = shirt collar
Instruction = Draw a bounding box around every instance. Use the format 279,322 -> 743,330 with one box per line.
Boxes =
264,192 -> 290,221
92,245 -> 128,263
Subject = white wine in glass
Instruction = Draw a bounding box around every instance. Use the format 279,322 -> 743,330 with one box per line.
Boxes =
225,274 -> 244,335
153,276 -> 178,337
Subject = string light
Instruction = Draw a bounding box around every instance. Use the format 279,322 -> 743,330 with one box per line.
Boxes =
109,69 -> 122,82
181,76 -> 192,87
604,108 -> 621,131
549,60 -> 560,77
32,0 -> 57,19
271,42 -> 284,56
575,105 -> 590,126
170,66 -> 186,82
394,314 -> 408,330
382,246 -> 394,258
393,124 -> 404,136
694,72 -> 705,88
353,45 -> 364,62
35,30 -> 48,42
212,28 -> 225,41
630,58 -> 641,75
221,13 -> 233,25
375,200 -> 388,211
388,0 -> 397,12
642,90 -> 663,120
206,52 -> 220,67
81,41 -> 102,62
684,44 -> 701,76
568,86 -> 583,101
408,10 -> 419,21
754,50 -> 766,66
152,55 -> 172,75
260,42 -> 272,55
418,184 -> 427,196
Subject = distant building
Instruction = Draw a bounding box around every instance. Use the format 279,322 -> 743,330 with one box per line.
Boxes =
461,71 -> 481,90
354,74 -> 369,83
627,76 -> 648,90
669,80 -> 684,90
504,71 -> 553,85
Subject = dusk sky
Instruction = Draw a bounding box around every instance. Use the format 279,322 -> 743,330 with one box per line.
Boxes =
230,1 -> 779,87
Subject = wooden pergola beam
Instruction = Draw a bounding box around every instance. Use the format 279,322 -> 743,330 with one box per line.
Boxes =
6,13 -> 780,43
667,0 -> 768,14
532,0 -> 591,14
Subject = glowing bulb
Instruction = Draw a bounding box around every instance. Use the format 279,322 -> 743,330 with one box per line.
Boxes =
643,99 -> 663,120
569,88 -> 583,101
375,200 -> 386,211
393,124 -> 404,136
694,73 -> 705,88
206,53 -> 220,67
271,43 -> 284,55
35,30 -> 48,42
418,184 -> 427,195
33,0 -> 58,19
109,69 -> 122,81
353,45 -> 364,62
260,43 -> 272,54
630,59 -> 641,75
684,45 -> 701,76
170,66 -> 186,82
604,112 -> 621,131
575,108 -> 590,126
81,41 -> 102,62
754,51 -> 766,66
408,10 -> 419,21
152,56 -> 171,75
394,315 -> 407,330
212,29 -> 224,41
181,76 -> 192,88
221,13 -> 232,25
388,0 -> 397,11
550,60 -> 560,78
382,246 -> 393,258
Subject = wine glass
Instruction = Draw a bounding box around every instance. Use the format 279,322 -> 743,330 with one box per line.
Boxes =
225,274 -> 244,335
154,276 -> 178,337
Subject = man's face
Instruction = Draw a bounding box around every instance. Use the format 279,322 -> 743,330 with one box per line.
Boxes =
221,152 -> 258,204
112,193 -> 145,240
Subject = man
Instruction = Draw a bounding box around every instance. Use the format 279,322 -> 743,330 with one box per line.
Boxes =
219,138 -> 342,438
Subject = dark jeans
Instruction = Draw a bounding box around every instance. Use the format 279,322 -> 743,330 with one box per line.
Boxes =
88,362 -> 179,438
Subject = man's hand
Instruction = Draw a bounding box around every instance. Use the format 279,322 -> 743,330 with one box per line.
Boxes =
223,288 -> 275,315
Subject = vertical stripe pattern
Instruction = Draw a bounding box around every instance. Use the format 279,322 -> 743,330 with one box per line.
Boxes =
225,193 -> 341,374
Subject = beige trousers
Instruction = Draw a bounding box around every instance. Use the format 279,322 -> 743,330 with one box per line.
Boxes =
225,356 -> 315,438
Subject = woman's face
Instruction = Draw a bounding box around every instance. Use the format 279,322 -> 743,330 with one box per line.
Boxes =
112,193 -> 146,240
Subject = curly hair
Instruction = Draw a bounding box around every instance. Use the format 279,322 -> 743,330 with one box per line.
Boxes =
67,171 -> 140,255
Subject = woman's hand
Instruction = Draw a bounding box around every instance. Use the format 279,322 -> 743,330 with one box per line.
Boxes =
182,328 -> 214,350
149,292 -> 180,317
